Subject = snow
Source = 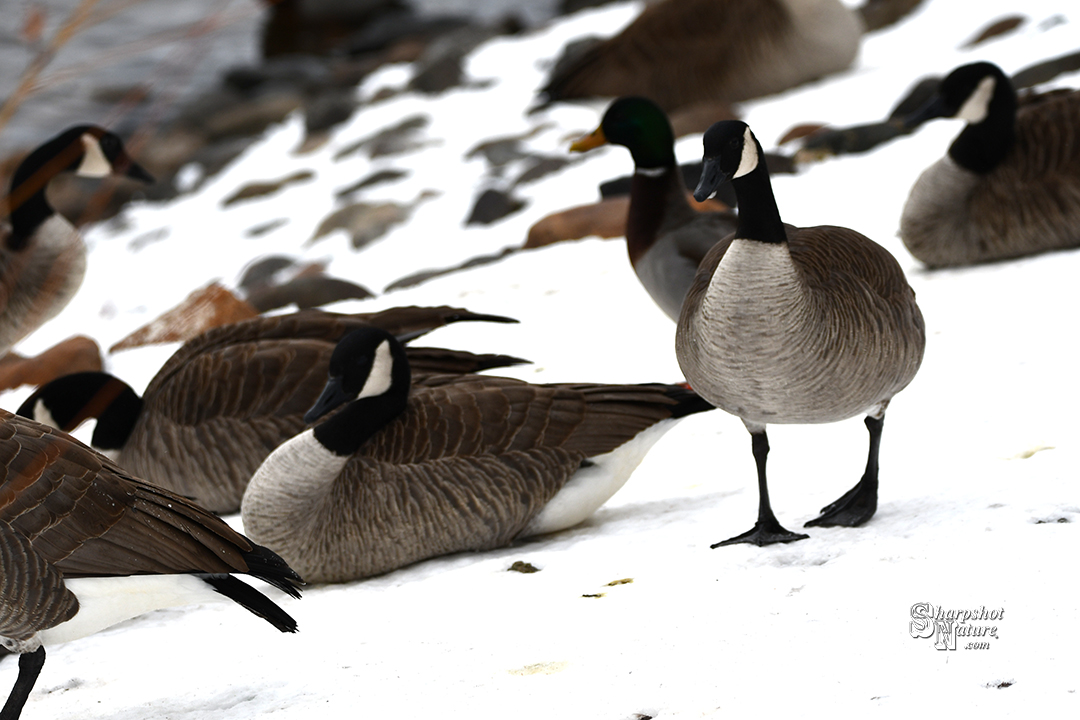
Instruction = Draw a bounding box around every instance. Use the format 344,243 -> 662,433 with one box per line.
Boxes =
3,0 -> 1079,717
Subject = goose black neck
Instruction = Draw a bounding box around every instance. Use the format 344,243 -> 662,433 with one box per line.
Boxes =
948,80 -> 1017,174
627,164 -> 687,265
312,389 -> 409,457
16,371 -> 141,451
7,133 -> 82,251
731,153 -> 786,245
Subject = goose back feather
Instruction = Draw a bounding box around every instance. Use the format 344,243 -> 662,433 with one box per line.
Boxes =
19,307 -> 525,514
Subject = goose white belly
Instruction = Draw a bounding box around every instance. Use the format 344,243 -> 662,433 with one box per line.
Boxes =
28,575 -> 222,649
522,418 -> 681,537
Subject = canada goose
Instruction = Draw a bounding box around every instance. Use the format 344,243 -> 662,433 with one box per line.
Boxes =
570,97 -> 738,321
677,120 -> 925,546
1,125 -> 153,356
0,409 -> 302,720
899,61 -> 1080,267
18,306 -> 525,515
241,326 -> 713,583
538,0 -> 862,113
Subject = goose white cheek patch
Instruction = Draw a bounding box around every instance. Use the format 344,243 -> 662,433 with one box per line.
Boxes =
733,127 -> 759,178
77,134 -> 112,177
956,76 -> 996,124
358,340 -> 394,399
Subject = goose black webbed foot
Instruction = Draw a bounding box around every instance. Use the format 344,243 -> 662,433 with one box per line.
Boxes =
804,475 -> 878,527
712,519 -> 809,548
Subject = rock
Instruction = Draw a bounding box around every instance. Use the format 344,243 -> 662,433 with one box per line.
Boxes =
466,188 -> 526,225
333,115 -> 430,161
222,170 -> 315,207
0,336 -> 103,392
335,168 -> 409,198
962,16 -> 1025,48
512,157 -> 570,186
309,200 -> 412,249
110,283 -> 258,352
384,247 -> 516,292
408,22 -> 519,94
261,0 -> 408,57
858,0 -> 926,33
340,7 -> 470,57
238,255 -> 301,294
246,275 -> 375,312
246,219 -> 290,237
525,193 -> 730,249
525,197 -> 630,248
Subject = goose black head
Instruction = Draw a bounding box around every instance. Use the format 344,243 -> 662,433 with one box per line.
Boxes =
694,120 -> 759,202
902,62 -> 1011,129
8,125 -> 154,222
571,96 -> 676,170
304,327 -> 411,424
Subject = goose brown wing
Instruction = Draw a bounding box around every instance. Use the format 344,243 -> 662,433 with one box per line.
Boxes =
0,411 -> 256,578
1006,88 -> 1080,187
363,378 -> 703,463
0,520 -> 77,641
147,306 -> 518,399
786,225 -> 925,390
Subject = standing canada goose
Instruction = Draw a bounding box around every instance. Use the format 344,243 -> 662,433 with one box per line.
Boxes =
241,326 -> 713,583
538,0 -> 862,113
677,120 -> 925,547
0,409 -> 302,720
17,306 -> 525,515
899,61 -> 1080,267
570,97 -> 737,321
1,125 -> 153,356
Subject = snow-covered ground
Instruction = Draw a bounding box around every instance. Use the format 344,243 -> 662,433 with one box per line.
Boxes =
3,0 -> 1078,717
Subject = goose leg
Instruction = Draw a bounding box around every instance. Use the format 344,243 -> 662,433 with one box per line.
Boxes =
805,414 -> 882,528
1,647 -> 45,720
712,429 -> 809,547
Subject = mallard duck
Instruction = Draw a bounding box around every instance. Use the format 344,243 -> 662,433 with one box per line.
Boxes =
241,326 -> 713,582
677,120 -> 925,546
18,306 -> 525,514
1,125 -> 152,355
571,97 -> 738,320
899,61 -> 1080,267
0,409 -> 302,720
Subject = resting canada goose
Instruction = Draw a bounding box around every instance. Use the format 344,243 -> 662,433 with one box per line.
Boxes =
241,326 -> 713,583
677,120 -> 925,547
0,409 -> 302,720
899,61 -> 1080,267
538,0 -> 862,113
18,306 -> 525,514
1,125 -> 152,356
570,97 -> 737,321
